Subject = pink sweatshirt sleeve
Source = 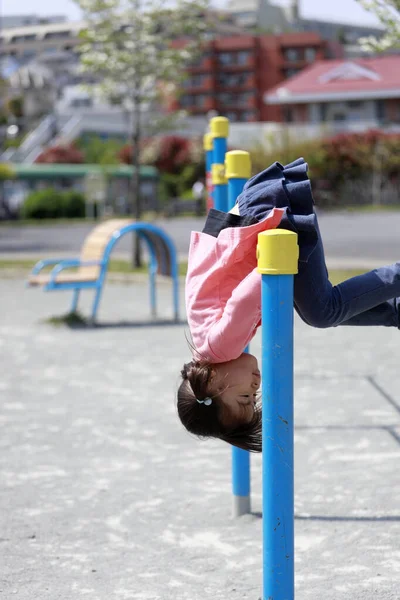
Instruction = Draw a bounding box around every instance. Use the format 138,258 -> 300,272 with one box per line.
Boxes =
207,268 -> 261,362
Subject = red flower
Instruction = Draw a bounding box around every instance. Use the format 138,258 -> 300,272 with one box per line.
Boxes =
35,144 -> 84,164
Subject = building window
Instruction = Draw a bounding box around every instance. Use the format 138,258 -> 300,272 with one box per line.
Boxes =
44,31 -> 71,40
180,94 -> 194,107
219,73 -> 236,87
242,110 -> 256,121
375,99 -> 386,122
333,113 -> 346,122
180,94 -> 206,108
218,72 -> 251,87
238,92 -> 252,106
190,51 -> 211,68
304,47 -> 316,62
347,100 -> 364,109
237,72 -> 251,86
284,68 -> 300,79
183,75 -> 205,88
218,52 -> 234,66
284,48 -> 300,62
283,107 -> 294,123
237,51 -> 251,65
193,94 -> 206,107
217,92 -> 234,105
236,11 -> 254,20
225,111 -> 238,121
193,74 -> 205,87
10,34 -> 37,43
70,97 -> 93,108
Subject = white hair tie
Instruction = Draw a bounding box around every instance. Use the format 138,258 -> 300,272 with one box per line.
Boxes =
197,397 -> 212,406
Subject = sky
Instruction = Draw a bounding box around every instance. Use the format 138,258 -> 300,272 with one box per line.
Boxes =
1,0 -> 383,27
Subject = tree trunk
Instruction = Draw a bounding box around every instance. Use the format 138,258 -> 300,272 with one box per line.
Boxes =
131,95 -> 142,268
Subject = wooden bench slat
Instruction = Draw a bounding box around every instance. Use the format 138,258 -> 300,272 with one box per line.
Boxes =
29,273 -> 98,286
79,220 -> 136,261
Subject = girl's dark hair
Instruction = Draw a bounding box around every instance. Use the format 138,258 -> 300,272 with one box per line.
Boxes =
177,360 -> 262,453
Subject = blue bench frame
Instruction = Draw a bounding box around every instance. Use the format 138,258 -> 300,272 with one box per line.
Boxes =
29,222 -> 180,322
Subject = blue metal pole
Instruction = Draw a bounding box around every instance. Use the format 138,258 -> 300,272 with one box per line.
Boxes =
226,150 -> 252,517
258,230 -> 299,600
226,150 -> 251,211
227,178 -> 247,211
212,168 -> 228,212
204,133 -> 214,212
210,117 -> 229,213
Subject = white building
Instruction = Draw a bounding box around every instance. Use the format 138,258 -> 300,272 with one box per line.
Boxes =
226,0 -> 384,42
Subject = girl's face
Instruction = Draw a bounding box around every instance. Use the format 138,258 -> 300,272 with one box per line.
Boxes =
209,353 -> 261,426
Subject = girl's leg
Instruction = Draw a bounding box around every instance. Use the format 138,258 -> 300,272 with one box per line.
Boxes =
339,300 -> 398,326
295,298 -> 398,328
293,215 -> 400,329
236,158 -> 400,328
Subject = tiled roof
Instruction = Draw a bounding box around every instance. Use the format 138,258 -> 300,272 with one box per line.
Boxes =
265,56 -> 400,103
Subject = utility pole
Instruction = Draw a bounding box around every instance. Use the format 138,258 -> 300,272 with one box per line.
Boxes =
131,0 -> 143,268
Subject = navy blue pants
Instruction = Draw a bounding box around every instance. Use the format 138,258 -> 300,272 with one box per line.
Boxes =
236,158 -> 400,328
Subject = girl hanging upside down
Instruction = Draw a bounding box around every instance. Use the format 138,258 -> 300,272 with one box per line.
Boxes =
177,159 -> 400,452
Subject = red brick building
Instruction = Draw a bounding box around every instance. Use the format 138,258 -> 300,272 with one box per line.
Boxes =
174,32 -> 327,122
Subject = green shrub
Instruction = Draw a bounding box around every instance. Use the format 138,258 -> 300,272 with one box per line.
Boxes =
0,163 -> 16,180
21,188 -> 86,219
21,189 -> 63,219
61,190 -> 86,218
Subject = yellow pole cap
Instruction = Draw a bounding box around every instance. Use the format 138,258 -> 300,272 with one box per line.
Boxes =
257,230 -> 299,275
210,116 -> 229,139
225,150 -> 251,180
211,163 -> 227,185
203,132 -> 213,151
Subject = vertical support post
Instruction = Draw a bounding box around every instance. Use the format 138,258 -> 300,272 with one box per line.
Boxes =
149,268 -> 157,317
204,132 -> 214,212
210,116 -> 229,213
225,150 -> 251,211
70,288 -> 80,313
226,149 -> 253,518
257,230 -> 299,600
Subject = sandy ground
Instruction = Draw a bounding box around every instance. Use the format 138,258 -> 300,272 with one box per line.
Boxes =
0,277 -> 399,599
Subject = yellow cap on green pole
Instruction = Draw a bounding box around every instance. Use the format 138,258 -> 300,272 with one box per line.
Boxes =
257,230 -> 299,275
225,150 -> 251,180
210,116 -> 229,138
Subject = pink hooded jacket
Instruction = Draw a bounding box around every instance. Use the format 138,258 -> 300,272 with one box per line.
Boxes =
185,207 -> 284,363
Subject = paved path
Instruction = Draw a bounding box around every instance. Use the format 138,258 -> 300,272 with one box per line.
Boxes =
1,211 -> 400,267
0,278 -> 399,599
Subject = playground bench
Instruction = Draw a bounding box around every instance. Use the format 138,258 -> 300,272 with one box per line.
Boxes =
27,218 -> 180,322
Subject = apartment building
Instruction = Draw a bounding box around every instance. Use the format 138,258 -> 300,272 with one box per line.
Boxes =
0,11 -> 243,63
175,32 -> 327,122
0,21 -> 84,61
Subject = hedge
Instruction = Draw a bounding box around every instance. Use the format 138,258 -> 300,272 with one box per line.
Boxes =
21,188 -> 86,219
